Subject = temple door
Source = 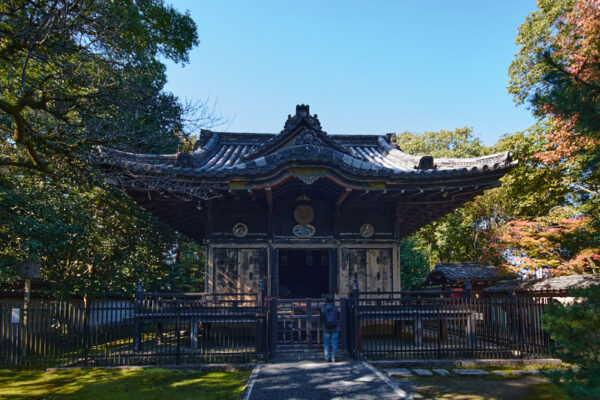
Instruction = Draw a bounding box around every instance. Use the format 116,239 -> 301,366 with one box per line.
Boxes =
339,248 -> 392,296
214,249 -> 238,293
366,249 -> 391,294
238,249 -> 265,294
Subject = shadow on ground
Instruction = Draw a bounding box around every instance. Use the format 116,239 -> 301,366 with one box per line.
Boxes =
407,376 -> 566,400
248,360 -> 404,400
0,368 -> 249,400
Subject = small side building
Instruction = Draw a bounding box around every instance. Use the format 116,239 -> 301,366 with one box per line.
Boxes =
484,273 -> 600,297
423,262 -> 514,290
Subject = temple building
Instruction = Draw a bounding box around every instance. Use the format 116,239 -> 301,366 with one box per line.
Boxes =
95,105 -> 515,298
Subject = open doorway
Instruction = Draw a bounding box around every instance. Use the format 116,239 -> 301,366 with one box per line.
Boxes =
278,249 -> 329,298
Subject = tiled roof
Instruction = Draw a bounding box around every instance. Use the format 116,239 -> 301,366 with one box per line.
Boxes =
484,274 -> 600,293
423,262 -> 511,285
94,105 -> 516,181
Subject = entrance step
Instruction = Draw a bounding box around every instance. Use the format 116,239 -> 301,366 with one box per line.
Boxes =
270,348 -> 351,362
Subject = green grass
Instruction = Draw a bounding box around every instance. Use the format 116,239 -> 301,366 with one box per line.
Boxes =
0,368 -> 250,400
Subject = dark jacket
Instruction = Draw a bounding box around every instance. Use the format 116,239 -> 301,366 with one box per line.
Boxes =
320,303 -> 340,333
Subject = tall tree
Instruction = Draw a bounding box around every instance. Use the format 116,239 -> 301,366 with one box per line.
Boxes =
0,0 -> 199,176
502,0 -> 600,276
0,0 -> 207,297
508,0 -> 599,205
395,124 -> 571,280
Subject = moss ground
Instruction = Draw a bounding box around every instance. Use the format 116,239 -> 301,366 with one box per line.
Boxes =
0,367 -> 250,400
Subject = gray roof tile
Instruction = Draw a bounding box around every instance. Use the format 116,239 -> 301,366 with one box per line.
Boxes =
93,105 -> 516,182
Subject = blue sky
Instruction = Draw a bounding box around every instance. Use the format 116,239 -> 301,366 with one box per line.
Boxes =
164,1 -> 538,145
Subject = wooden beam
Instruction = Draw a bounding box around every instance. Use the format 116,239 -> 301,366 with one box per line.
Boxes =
335,188 -> 352,209
406,187 -> 425,199
388,189 -> 406,199
265,187 -> 273,211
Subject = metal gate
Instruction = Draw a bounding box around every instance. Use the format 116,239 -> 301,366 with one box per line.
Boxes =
267,298 -> 348,353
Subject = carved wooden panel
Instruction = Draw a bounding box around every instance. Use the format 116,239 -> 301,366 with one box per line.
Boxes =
238,249 -> 262,294
214,248 -> 267,294
348,249 -> 367,292
338,248 -> 349,297
214,248 -> 238,293
366,249 -> 391,293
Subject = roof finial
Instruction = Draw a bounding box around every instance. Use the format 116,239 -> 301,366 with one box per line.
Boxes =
296,104 -> 310,117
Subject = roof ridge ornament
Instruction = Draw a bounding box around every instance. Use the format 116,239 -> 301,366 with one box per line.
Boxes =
282,104 -> 323,134
241,104 -> 352,161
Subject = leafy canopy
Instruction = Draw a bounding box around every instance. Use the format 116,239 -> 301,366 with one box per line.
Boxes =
0,0 -> 198,175
0,0 -> 206,297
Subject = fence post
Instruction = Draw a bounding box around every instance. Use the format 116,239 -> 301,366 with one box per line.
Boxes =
508,290 -> 522,356
464,279 -> 472,299
134,281 -> 143,352
350,278 -> 359,359
257,279 -> 266,360
176,300 -> 181,365
340,298 -> 348,352
10,307 -> 20,367
83,300 -> 90,367
22,278 -> 30,362
259,279 -> 265,309
268,298 -> 278,357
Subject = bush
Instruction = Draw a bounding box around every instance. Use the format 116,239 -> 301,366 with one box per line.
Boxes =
544,285 -> 600,399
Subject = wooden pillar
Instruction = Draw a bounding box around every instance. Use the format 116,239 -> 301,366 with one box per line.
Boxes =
267,244 -> 274,297
338,247 -> 349,298
266,187 -> 274,297
206,244 -> 214,293
393,206 -> 403,294
205,200 -> 214,293
272,248 -> 279,297
329,249 -> 338,295
392,242 -> 401,294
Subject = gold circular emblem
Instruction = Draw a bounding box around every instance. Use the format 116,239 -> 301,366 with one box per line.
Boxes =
294,204 -> 314,225
360,223 -> 374,238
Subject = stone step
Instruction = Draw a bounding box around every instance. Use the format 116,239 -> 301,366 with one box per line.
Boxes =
270,348 -> 351,362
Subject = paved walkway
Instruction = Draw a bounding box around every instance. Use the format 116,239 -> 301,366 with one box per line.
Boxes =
244,360 -> 413,400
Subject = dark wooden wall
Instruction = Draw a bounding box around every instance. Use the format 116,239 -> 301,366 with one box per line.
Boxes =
206,194 -> 399,297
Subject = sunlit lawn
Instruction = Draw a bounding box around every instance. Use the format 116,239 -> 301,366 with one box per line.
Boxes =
0,367 -> 250,400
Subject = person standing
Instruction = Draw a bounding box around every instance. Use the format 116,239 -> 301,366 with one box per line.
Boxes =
320,295 -> 340,362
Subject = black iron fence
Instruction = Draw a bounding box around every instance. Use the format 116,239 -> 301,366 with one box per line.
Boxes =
1,285 -> 559,367
1,290 -> 266,368
350,291 -> 551,360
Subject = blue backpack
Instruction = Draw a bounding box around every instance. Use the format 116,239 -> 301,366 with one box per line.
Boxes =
324,304 -> 337,329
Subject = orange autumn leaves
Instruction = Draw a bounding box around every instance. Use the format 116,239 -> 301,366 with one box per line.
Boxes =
493,214 -> 600,276
537,0 -> 600,162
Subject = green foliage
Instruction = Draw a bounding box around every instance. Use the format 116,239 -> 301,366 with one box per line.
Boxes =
0,169 -> 204,298
501,0 -> 600,276
396,127 -> 489,158
0,1 -> 206,298
166,240 -> 205,292
396,128 -> 505,268
508,0 -> 575,109
399,236 -> 430,290
544,286 -> 600,399
395,123 -> 583,272
0,0 -> 199,174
